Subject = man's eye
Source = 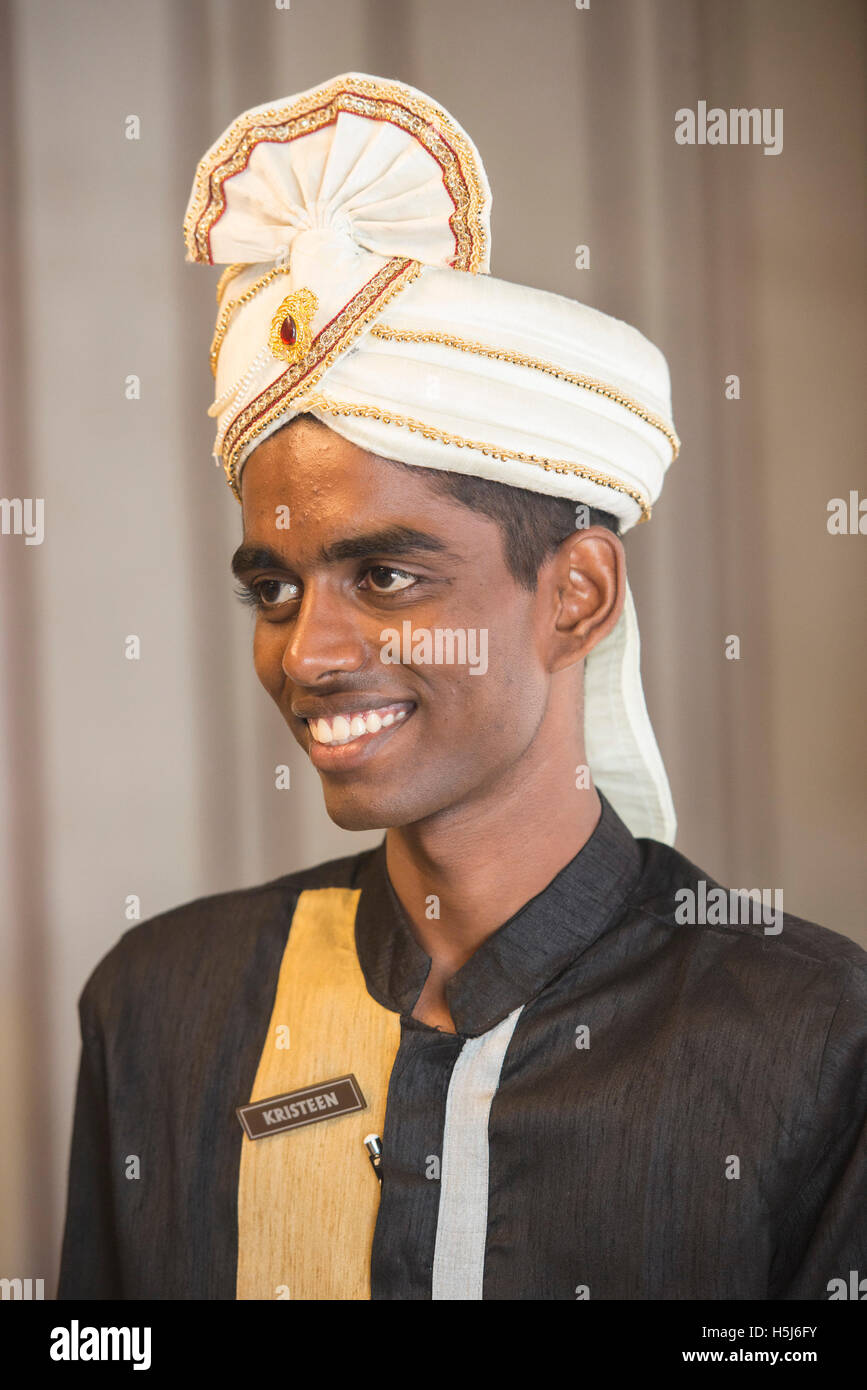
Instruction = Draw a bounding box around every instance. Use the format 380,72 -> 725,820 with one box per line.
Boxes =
360,566 -> 418,594
235,578 -> 299,610
257,579 -> 300,606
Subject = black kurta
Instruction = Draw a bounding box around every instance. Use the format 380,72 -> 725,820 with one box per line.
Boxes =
57,795 -> 867,1299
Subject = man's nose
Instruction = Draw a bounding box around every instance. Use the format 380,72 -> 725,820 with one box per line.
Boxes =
280,580 -> 368,683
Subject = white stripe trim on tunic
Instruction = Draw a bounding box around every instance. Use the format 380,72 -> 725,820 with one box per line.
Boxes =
431,1005 -> 524,1300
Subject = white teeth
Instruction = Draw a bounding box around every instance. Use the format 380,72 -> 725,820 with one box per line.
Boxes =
307,705 -> 412,746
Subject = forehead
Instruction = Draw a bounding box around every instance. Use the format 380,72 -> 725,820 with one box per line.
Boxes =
235,419 -> 514,582
244,420 -> 418,503
239,418 -> 466,539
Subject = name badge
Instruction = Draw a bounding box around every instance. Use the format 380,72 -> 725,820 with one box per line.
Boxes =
236,1074 -> 366,1140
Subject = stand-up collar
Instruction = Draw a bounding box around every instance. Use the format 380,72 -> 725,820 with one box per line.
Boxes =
354,793 -> 643,1037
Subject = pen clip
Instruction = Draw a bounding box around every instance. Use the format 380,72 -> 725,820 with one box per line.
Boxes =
364,1133 -> 383,1182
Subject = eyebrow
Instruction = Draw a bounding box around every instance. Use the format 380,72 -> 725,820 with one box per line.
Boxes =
230,525 -> 463,579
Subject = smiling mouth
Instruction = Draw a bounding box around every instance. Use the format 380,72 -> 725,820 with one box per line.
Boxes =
304,701 -> 415,748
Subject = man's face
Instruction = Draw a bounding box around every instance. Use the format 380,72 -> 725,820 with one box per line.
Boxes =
234,418 -> 558,831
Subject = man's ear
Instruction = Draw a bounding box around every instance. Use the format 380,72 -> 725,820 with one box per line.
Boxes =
545,526 -> 626,672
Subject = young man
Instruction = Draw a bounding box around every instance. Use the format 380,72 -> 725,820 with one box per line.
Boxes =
58,74 -> 866,1301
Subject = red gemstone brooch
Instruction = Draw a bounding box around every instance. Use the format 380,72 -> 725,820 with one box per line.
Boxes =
268,287 -> 319,365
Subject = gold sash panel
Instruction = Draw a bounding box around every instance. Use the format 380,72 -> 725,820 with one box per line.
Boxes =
236,888 -> 402,1300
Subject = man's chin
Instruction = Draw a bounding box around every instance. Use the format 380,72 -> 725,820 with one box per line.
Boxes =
319,785 -> 392,832
319,784 -> 432,833
323,804 -> 389,833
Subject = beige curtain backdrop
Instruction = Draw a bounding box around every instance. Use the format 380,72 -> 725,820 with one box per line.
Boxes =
1,0 -> 864,1291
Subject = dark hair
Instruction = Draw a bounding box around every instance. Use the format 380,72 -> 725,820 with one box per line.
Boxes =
288,413 -> 620,591
408,467 -> 620,592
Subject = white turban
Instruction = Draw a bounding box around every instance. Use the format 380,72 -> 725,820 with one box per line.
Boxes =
184,72 -> 681,844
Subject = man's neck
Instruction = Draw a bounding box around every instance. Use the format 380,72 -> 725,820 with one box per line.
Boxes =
384,732 -> 601,984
